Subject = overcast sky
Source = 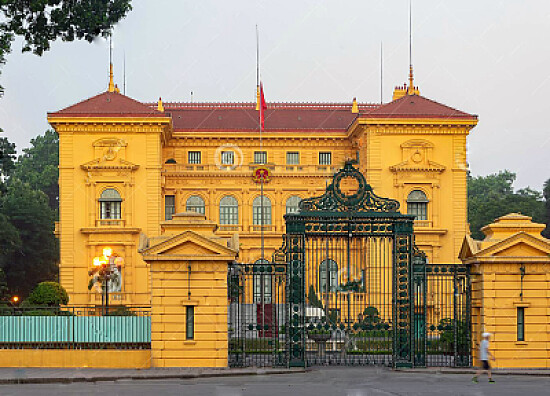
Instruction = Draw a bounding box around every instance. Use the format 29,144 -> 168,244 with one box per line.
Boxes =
0,0 -> 549,190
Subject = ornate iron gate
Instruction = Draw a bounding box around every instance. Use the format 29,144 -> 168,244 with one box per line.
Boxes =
228,161 -> 471,368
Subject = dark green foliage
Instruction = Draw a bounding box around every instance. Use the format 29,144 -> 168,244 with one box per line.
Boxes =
542,179 -> 550,239
468,171 -> 545,239
0,0 -> 133,94
13,130 -> 59,212
0,180 -> 58,297
24,281 -> 68,306
0,135 -> 16,193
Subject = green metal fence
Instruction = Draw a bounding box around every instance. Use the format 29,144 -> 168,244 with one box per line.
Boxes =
0,306 -> 151,349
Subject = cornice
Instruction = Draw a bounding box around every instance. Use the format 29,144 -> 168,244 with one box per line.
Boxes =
80,227 -> 141,234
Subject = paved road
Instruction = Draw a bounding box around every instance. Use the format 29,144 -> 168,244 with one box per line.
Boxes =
1,367 -> 550,395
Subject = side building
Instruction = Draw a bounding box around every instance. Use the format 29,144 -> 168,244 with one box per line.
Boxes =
48,74 -> 478,306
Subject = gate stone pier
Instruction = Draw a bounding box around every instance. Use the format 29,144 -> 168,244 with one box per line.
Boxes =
140,212 -> 238,367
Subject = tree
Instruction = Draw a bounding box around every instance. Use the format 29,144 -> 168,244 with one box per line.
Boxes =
13,130 -> 59,211
0,179 -> 58,297
25,281 -> 68,306
468,171 -> 545,240
0,0 -> 132,94
0,135 -> 16,193
543,178 -> 550,239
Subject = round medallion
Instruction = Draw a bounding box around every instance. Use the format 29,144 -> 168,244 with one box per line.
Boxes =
333,170 -> 367,207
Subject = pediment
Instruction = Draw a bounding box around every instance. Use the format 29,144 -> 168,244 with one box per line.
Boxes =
474,232 -> 550,258
141,230 -> 237,258
80,157 -> 139,171
389,159 -> 446,173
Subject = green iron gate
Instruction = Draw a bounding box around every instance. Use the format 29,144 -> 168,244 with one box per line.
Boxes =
228,161 -> 471,368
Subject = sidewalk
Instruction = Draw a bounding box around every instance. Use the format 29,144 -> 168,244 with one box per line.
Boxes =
396,367 -> 550,376
0,367 -> 307,385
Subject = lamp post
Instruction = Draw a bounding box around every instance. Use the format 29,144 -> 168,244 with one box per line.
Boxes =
91,247 -> 122,315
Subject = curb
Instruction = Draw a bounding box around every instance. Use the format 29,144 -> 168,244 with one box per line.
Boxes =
0,368 -> 309,385
395,368 -> 550,377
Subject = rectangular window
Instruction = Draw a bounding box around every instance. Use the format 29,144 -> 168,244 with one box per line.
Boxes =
408,202 -> 428,221
254,151 -> 267,165
286,152 -> 300,165
319,152 -> 332,165
165,195 -> 175,220
221,151 -> 234,165
186,306 -> 194,340
100,201 -> 121,219
188,151 -> 201,164
517,307 -> 524,341
253,274 -> 272,303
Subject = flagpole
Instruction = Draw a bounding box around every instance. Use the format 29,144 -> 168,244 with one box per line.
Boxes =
256,26 -> 264,265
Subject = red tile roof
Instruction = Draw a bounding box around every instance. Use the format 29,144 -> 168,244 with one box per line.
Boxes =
48,91 -> 166,118
361,94 -> 477,120
159,103 -> 373,132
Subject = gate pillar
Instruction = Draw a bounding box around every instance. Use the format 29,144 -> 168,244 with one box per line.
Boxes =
140,212 -> 238,367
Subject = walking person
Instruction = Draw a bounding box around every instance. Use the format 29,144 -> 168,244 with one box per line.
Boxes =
472,332 -> 496,383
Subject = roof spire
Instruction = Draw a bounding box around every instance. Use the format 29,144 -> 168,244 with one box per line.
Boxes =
108,34 -> 115,92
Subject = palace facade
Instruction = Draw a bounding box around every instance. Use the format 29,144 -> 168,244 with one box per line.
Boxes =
48,71 -> 478,306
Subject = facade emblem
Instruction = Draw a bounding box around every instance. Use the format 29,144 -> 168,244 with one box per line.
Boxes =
253,167 -> 270,183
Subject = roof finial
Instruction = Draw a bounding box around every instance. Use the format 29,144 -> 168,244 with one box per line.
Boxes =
157,97 -> 164,112
407,65 -> 414,95
351,97 -> 359,113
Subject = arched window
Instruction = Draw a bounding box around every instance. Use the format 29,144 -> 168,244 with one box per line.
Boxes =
253,258 -> 272,303
407,190 -> 428,221
186,196 -> 205,214
319,259 -> 338,292
165,158 -> 177,164
285,196 -> 301,214
99,188 -> 121,219
219,196 -> 238,225
252,196 -> 272,225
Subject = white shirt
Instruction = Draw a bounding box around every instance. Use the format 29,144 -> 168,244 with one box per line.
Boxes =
480,339 -> 489,360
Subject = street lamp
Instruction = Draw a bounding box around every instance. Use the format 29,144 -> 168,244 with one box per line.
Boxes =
89,247 -> 122,315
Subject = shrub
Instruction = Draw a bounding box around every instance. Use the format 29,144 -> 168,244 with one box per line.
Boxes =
24,282 -> 69,306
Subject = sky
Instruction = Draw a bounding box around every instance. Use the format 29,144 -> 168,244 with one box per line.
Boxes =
0,0 -> 549,191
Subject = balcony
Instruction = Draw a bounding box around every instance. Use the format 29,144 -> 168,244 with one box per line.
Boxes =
218,224 -> 241,232
163,163 -> 341,176
414,220 -> 432,228
96,219 -> 125,227
249,225 -> 275,232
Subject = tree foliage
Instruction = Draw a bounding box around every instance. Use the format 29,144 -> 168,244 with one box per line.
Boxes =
468,171 -> 546,240
25,281 -> 68,306
0,179 -> 58,298
0,0 -> 132,94
0,134 -> 16,193
13,130 -> 59,212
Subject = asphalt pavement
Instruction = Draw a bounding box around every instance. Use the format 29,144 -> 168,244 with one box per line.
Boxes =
2,366 -> 550,395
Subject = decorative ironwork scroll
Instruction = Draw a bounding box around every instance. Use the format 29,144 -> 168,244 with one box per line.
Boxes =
299,161 -> 400,213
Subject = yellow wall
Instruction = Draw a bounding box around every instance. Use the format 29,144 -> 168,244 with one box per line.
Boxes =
48,117 -> 171,306
0,350 -> 150,368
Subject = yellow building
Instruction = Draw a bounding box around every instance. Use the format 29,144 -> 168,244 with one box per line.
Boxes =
460,213 -> 550,368
48,70 -> 478,306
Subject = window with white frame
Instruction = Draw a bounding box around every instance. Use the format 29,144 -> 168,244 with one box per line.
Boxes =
254,151 -> 267,165
319,152 -> 332,165
186,195 -> 205,214
319,259 -> 338,292
407,190 -> 428,221
188,151 -> 201,164
219,196 -> 238,225
286,152 -> 300,165
221,151 -> 234,165
252,196 -> 272,225
285,196 -> 301,214
99,188 -> 122,219
253,258 -> 272,303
